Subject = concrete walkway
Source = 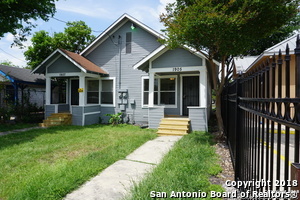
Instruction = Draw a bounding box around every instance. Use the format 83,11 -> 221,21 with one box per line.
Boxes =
64,136 -> 182,200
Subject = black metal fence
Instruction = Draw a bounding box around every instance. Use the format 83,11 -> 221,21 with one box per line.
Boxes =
222,36 -> 300,192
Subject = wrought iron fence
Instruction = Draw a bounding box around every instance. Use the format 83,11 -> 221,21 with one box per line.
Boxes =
222,35 -> 300,192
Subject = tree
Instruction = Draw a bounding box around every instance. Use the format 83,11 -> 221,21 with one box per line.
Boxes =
0,60 -> 18,67
161,0 -> 300,135
24,21 -> 96,69
0,0 -> 58,46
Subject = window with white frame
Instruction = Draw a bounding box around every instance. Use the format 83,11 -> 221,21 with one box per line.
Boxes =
160,78 -> 176,105
142,76 -> 176,106
143,77 -> 158,106
87,80 -> 99,104
101,79 -> 114,105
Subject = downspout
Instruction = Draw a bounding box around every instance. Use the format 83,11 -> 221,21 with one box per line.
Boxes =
118,35 -> 122,89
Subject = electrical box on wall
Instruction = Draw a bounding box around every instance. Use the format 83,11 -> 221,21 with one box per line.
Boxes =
130,99 -> 135,105
120,104 -> 126,111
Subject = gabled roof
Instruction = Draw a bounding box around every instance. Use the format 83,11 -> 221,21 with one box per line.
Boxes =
32,48 -> 108,75
0,65 -> 45,85
233,56 -> 258,74
81,13 -> 163,56
233,34 -> 299,73
133,45 -> 220,71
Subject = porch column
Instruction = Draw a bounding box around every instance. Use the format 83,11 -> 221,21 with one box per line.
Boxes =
199,69 -> 207,107
45,76 -> 51,105
148,72 -> 155,107
79,74 -> 85,106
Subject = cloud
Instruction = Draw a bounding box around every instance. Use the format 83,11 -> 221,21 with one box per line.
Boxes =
56,0 -> 111,19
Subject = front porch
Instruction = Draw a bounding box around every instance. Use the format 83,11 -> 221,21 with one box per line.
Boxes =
148,106 -> 209,132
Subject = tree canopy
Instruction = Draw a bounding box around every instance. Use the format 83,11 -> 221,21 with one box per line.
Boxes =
0,0 -> 58,45
24,21 -> 96,69
160,0 -> 300,134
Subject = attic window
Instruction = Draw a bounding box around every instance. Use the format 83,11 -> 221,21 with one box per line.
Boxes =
126,32 -> 132,54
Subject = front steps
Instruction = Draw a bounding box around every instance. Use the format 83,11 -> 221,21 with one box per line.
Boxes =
39,113 -> 72,127
157,118 -> 190,136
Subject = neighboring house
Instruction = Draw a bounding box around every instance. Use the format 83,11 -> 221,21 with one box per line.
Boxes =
233,34 -> 298,98
0,65 -> 45,108
32,14 -> 217,131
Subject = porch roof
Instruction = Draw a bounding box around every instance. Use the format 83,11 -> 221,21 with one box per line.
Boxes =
133,45 -> 220,72
32,48 -> 108,75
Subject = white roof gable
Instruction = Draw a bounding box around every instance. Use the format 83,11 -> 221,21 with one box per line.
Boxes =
264,34 -> 298,55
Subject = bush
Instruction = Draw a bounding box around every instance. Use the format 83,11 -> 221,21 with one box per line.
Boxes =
105,112 -> 123,126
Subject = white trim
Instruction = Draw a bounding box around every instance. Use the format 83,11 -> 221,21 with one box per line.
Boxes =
100,77 -> 116,107
149,66 -> 205,73
143,75 -> 178,108
133,45 -> 167,69
85,78 -> 100,105
180,74 -> 200,116
199,68 -> 207,108
84,111 -> 101,116
46,72 -> 86,78
32,49 -> 61,74
58,49 -> 87,73
45,54 -> 61,74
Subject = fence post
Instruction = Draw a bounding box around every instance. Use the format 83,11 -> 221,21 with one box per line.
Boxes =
235,77 -> 242,181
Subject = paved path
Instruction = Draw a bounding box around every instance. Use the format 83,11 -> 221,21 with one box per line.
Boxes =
0,127 -> 45,136
64,136 -> 182,200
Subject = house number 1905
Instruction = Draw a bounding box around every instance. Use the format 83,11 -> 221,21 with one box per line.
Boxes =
173,67 -> 182,72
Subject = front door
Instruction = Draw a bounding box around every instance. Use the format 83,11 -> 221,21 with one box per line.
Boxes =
71,79 -> 79,105
182,76 -> 199,116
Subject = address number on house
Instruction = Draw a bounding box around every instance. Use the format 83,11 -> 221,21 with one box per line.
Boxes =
173,67 -> 182,72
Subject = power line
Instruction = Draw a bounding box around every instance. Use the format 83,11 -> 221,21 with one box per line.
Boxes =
51,17 -> 104,33
0,47 -> 26,63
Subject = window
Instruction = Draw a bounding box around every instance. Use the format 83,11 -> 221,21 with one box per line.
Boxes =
126,32 -> 132,54
160,78 -> 176,105
87,80 -> 99,104
142,76 -> 176,106
143,78 -> 158,105
101,79 -> 114,105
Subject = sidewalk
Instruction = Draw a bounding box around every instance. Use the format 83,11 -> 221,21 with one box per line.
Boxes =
64,136 -> 182,200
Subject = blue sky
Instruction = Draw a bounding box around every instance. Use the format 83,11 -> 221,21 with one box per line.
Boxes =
0,0 -> 175,68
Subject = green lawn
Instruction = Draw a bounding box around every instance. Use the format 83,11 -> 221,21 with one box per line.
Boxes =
0,124 -> 157,200
0,123 -> 38,132
126,132 -> 224,200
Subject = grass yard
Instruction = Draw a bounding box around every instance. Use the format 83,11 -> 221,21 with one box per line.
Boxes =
0,123 -> 38,132
0,124 -> 156,200
126,132 -> 224,200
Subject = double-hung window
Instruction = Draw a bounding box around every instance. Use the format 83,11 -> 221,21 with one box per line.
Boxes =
101,79 -> 114,105
87,80 -> 99,104
142,76 -> 176,107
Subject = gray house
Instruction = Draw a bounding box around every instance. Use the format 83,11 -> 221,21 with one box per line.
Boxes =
32,14 -> 216,132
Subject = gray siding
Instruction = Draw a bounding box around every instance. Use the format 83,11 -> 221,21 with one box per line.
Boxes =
58,104 -> 69,113
84,113 -> 100,125
71,106 -> 83,126
48,56 -> 81,73
45,105 -> 55,118
188,107 -> 207,131
152,48 -> 203,68
148,106 -> 164,129
86,21 -> 161,125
